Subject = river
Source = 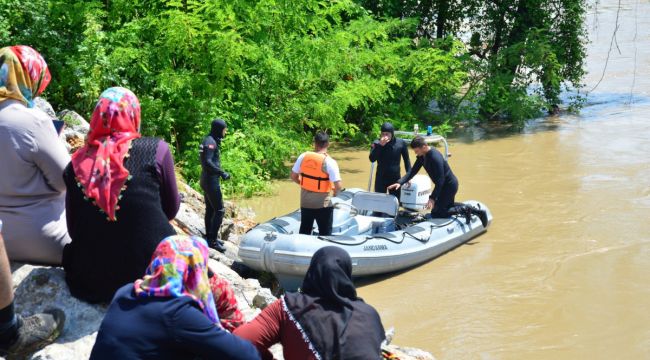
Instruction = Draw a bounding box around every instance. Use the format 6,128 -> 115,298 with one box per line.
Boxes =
240,0 -> 650,358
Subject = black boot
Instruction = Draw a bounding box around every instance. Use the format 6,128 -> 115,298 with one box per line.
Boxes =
471,207 -> 488,228
208,239 -> 226,253
0,308 -> 65,359
463,206 -> 472,225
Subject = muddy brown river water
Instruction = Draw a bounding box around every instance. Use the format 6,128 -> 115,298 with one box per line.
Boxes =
241,1 -> 650,358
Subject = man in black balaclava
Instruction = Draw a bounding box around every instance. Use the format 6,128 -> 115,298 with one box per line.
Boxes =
387,136 -> 488,227
369,122 -> 411,198
199,118 -> 230,252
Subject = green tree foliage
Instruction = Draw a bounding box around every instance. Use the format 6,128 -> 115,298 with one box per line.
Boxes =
357,0 -> 587,121
3,0 -> 586,196
2,0 -> 469,196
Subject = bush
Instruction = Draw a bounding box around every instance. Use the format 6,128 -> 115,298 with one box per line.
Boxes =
3,0 -> 471,197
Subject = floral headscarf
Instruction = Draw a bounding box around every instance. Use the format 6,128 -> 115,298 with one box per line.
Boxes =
70,87 -> 142,221
134,235 -> 219,324
0,45 -> 51,107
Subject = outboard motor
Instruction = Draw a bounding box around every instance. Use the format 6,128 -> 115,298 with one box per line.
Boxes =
399,175 -> 432,211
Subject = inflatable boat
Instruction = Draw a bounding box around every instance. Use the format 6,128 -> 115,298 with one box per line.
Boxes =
238,173 -> 493,290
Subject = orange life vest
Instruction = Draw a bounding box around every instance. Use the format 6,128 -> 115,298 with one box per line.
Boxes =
299,152 -> 332,193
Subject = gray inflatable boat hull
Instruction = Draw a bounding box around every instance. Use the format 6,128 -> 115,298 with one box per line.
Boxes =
238,189 -> 492,290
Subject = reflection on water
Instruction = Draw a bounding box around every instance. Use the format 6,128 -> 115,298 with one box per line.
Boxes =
240,1 -> 650,358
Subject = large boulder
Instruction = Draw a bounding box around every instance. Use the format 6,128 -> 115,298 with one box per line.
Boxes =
10,264 -> 105,360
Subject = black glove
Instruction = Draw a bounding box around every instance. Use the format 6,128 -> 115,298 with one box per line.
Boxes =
221,172 -> 231,180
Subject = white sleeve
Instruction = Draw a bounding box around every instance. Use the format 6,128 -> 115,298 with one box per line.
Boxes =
291,153 -> 305,174
326,157 -> 341,182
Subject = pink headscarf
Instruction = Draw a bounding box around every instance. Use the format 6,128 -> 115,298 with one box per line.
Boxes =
70,87 -> 142,220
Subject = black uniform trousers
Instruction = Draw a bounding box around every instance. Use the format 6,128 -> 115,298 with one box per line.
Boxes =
374,174 -> 400,199
299,207 -> 334,236
201,175 -> 224,241
430,178 -> 459,218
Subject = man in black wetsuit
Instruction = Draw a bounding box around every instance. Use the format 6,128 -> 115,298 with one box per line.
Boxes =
199,119 -> 230,252
369,122 -> 411,198
387,136 -> 487,226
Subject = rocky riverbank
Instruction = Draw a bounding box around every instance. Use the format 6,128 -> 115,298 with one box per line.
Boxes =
4,99 -> 435,360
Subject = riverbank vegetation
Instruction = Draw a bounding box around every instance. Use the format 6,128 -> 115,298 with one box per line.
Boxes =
2,0 -> 586,196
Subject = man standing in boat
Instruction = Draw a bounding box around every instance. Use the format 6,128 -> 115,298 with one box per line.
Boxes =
291,132 -> 342,236
369,122 -> 411,198
387,136 -> 488,226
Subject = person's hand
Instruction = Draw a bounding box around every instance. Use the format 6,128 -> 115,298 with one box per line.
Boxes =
426,198 -> 434,209
387,183 -> 401,191
379,135 -> 390,146
221,172 -> 231,180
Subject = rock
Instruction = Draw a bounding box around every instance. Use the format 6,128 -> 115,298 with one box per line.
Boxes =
219,218 -> 235,241
10,263 -> 106,360
54,110 -> 90,154
58,110 -> 90,134
66,135 -> 85,153
252,288 -> 276,309
32,97 -> 71,151
33,97 -> 57,119
384,326 -> 395,345
175,182 -> 256,246
177,183 -> 206,218
173,202 -> 206,237
384,345 -> 436,360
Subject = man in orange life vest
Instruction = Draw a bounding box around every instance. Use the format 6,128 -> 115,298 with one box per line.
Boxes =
290,132 -> 342,236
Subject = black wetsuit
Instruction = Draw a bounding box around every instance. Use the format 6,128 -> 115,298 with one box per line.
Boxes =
200,119 -> 229,245
369,134 -> 411,197
398,148 -> 458,218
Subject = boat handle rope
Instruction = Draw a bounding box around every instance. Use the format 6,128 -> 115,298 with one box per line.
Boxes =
401,225 -> 435,243
400,218 -> 460,242
317,236 -> 372,246
317,217 -> 463,246
316,223 -> 433,246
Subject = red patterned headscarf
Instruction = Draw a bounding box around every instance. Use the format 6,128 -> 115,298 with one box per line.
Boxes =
0,45 -> 51,107
71,87 -> 142,221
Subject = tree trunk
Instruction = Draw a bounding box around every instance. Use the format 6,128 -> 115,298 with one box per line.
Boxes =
436,0 -> 449,38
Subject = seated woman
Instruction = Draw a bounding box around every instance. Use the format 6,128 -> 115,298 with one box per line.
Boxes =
90,235 -> 259,360
234,246 -> 386,360
0,45 -> 71,265
62,87 -> 180,303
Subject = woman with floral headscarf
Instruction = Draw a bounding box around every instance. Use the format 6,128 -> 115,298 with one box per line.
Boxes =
90,235 -> 259,360
0,45 -> 71,264
62,87 -> 180,303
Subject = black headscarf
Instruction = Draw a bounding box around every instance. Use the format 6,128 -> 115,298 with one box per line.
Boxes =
283,246 -> 385,359
209,118 -> 227,140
